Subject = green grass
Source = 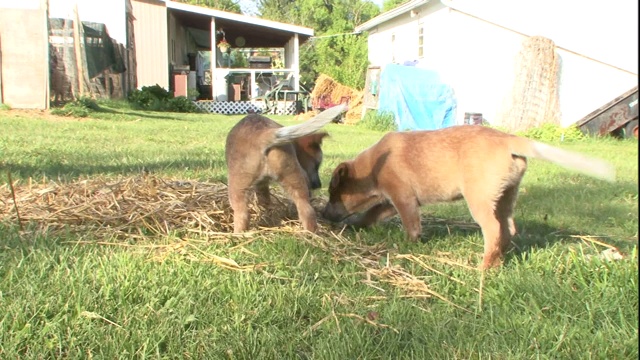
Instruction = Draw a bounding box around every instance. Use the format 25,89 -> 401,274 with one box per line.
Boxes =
1,101 -> 638,359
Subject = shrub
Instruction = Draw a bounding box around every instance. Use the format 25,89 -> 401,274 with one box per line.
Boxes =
128,84 -> 200,113
357,110 -> 397,132
50,97 -> 100,117
168,96 -> 199,113
516,123 -> 586,142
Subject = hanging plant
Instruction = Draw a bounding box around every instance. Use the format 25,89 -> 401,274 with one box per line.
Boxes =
218,38 -> 230,53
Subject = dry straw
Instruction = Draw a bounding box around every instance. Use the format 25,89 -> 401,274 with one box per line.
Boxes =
497,36 -> 561,132
1,174 -> 479,313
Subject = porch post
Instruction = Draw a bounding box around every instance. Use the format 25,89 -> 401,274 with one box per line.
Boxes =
210,17 -> 217,100
293,33 -> 300,91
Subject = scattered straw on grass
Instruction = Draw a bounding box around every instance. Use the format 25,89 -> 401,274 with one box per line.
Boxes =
0,174 -> 301,239
80,311 -> 122,328
570,235 -> 618,250
2,174 -> 478,312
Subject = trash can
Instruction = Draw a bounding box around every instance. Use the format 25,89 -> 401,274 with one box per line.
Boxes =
464,112 -> 483,125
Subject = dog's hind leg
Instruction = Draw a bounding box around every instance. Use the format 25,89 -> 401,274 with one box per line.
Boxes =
255,180 -> 271,207
496,184 -> 520,238
464,190 -> 506,269
229,185 -> 251,233
279,175 -> 317,233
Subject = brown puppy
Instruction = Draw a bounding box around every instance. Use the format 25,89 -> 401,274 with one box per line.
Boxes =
322,125 -> 615,269
226,104 -> 346,233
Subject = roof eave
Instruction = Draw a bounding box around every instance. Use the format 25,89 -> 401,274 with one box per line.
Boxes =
165,0 -> 314,36
355,0 -> 431,33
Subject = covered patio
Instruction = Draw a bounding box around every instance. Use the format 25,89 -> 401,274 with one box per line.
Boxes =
166,1 -> 314,114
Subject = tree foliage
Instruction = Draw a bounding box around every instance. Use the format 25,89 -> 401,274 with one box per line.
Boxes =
257,0 -> 380,90
173,0 -> 241,14
382,0 -> 407,12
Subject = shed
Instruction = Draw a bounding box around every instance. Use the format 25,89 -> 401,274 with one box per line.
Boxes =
355,0 -> 638,128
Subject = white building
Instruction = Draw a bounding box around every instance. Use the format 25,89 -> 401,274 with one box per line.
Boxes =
356,0 -> 638,127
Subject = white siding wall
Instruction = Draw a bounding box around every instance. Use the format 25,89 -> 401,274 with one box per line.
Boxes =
366,0 -> 638,127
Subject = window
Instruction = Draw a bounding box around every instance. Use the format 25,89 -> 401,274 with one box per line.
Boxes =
418,25 -> 424,58
391,33 -> 396,63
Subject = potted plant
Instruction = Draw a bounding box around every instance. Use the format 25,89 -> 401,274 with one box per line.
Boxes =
217,39 -> 230,53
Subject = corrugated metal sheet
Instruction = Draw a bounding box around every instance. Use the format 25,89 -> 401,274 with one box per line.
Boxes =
132,0 -> 169,89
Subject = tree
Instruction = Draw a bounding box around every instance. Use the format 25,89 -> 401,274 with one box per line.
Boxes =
257,0 -> 380,90
382,0 -> 407,12
173,0 -> 241,14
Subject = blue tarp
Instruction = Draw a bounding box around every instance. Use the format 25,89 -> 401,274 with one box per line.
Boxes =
378,64 -> 457,131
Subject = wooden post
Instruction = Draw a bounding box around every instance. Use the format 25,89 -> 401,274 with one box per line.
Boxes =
43,0 -> 50,108
73,4 -> 86,97
0,33 -> 4,105
210,17 -> 217,101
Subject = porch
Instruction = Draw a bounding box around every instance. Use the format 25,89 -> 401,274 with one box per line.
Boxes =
132,0 -> 314,115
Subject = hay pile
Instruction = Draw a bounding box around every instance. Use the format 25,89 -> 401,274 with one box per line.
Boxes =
310,74 -> 364,124
2,175 -> 479,312
0,175 -> 305,239
497,36 -> 561,132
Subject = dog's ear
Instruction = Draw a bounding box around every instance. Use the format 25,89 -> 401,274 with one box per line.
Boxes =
314,132 -> 329,144
330,163 -> 349,189
308,132 -> 329,147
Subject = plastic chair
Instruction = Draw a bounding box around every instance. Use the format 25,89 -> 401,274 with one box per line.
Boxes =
253,74 -> 295,114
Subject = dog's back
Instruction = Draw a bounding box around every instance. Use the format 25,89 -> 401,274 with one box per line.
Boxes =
225,114 -> 285,177
357,126 -> 612,199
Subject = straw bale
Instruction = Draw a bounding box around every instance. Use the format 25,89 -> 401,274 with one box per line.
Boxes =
497,36 -> 561,132
310,74 -> 364,125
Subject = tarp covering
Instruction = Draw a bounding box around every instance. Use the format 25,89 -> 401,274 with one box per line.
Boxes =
378,64 -> 457,131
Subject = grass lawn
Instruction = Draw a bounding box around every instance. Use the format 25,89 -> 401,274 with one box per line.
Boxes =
1,102 -> 638,359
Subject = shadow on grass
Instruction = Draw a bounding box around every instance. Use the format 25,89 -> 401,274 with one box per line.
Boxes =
93,105 -> 205,121
325,178 -> 637,266
2,157 -> 229,183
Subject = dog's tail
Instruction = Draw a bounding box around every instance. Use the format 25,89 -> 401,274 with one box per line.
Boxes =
269,104 -> 347,146
509,137 -> 616,182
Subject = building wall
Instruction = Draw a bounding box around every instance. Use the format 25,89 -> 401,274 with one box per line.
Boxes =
132,0 -> 169,89
366,0 -> 638,127
0,1 -> 48,108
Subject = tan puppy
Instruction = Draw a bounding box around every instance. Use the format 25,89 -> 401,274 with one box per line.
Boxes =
322,125 -> 615,269
226,104 -> 346,233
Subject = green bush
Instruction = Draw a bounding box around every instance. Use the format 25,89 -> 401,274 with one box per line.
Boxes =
357,110 -> 397,132
50,97 -> 101,117
128,85 -> 170,110
168,96 -> 200,113
516,123 -> 586,142
128,84 -> 199,113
